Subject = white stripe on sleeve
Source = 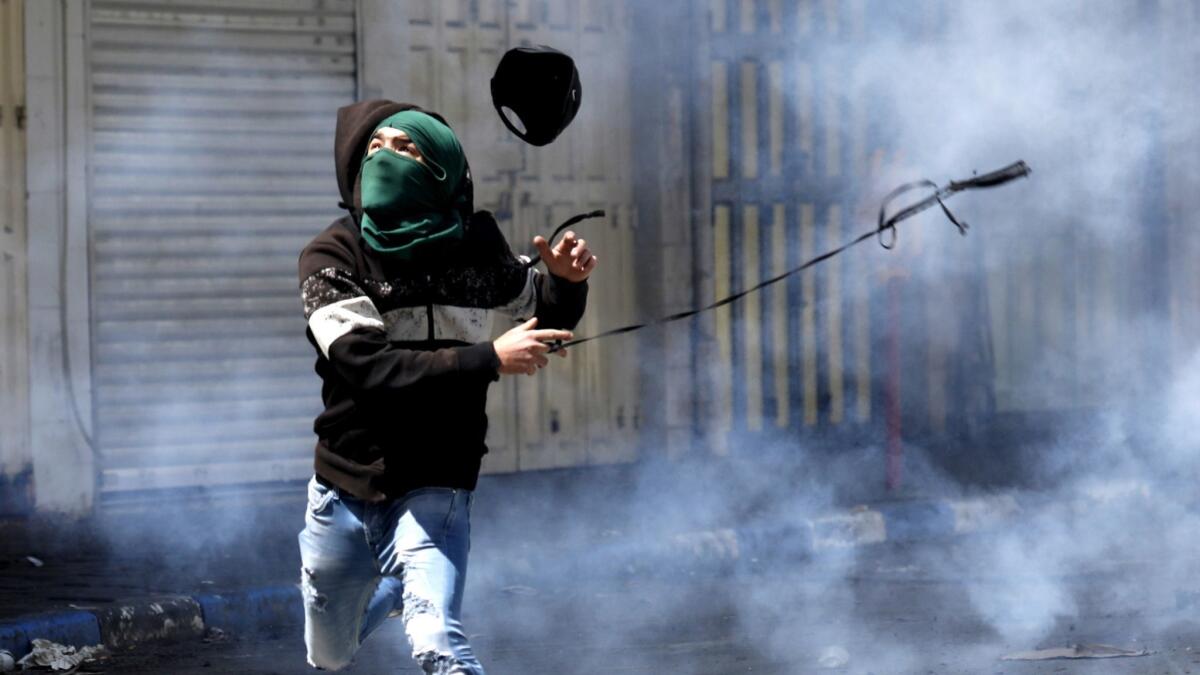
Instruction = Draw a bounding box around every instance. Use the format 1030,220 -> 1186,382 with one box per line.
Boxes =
381,306 -> 429,342
307,295 -> 385,358
431,305 -> 492,343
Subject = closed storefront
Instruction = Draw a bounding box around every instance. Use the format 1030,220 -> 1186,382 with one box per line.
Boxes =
87,0 -> 359,494
86,0 -> 642,499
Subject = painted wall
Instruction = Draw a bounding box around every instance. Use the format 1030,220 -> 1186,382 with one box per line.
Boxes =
0,0 -> 32,510
23,0 -> 95,513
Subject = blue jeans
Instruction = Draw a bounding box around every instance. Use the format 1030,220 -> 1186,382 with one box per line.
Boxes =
298,477 -> 485,674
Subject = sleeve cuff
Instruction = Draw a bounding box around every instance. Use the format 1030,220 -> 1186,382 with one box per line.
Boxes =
547,274 -> 588,298
458,341 -> 502,381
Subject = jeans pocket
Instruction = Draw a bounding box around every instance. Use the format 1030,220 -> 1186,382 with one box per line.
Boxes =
307,476 -> 337,517
440,491 -> 459,536
403,489 -> 457,542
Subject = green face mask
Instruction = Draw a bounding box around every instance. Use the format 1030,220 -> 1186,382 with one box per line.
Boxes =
358,111 -> 468,259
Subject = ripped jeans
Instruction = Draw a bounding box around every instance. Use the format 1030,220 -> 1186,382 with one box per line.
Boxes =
298,477 -> 486,674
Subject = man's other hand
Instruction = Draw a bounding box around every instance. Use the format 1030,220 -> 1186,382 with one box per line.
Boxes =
533,231 -> 597,283
493,318 -> 573,376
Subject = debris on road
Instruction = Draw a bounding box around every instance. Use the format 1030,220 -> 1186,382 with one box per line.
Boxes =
1001,643 -> 1150,660
25,557 -> 44,568
0,650 -> 15,672
16,639 -> 108,671
817,645 -> 850,668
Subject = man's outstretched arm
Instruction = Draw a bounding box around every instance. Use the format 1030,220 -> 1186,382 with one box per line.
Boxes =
496,230 -> 596,330
301,262 -> 501,395
300,232 -> 575,391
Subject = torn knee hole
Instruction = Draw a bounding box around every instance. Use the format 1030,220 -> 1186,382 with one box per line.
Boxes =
414,649 -> 467,675
301,567 -> 328,612
401,589 -> 440,624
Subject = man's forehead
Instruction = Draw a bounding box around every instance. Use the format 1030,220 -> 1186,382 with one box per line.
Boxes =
372,126 -> 410,140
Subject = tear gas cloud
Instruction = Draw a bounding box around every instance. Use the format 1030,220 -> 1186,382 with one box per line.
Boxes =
465,0 -> 1200,671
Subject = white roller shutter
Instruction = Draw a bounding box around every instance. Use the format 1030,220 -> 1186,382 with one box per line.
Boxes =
88,0 -> 357,493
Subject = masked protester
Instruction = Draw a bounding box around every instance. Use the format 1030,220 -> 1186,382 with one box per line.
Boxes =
296,100 -> 596,674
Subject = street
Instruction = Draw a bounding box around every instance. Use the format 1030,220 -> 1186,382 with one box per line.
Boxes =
100,539 -> 1200,674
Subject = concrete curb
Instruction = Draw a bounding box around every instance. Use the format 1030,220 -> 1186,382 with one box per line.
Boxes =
0,586 -> 303,662
630,481 -> 1150,570
0,481 -> 1151,661
194,586 -> 304,635
622,494 -> 1022,572
95,596 -> 206,649
0,611 -> 101,662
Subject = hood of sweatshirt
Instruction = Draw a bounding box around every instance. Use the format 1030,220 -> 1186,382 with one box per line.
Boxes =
333,100 -> 473,217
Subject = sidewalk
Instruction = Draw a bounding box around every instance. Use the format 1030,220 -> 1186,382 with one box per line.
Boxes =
0,478 -> 1156,664
0,493 -> 305,663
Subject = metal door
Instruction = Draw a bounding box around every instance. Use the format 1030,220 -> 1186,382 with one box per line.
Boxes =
372,0 -> 639,474
87,0 -> 358,493
702,0 -> 880,444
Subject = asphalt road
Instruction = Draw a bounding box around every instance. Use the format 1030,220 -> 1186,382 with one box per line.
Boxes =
97,539 -> 1200,675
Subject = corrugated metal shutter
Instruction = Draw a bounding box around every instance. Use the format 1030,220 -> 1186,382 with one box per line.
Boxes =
88,0 -> 357,493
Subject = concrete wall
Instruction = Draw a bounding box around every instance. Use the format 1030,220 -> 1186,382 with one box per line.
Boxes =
628,1 -> 704,459
23,0 -> 95,513
0,0 -> 31,510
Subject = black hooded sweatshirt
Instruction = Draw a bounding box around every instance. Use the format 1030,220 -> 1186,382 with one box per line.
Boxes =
298,100 -> 587,501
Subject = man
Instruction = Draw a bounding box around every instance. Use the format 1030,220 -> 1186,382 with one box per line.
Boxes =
296,100 -> 596,674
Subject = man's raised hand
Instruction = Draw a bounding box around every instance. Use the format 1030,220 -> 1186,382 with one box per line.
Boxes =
532,231 -> 597,283
493,318 -> 573,376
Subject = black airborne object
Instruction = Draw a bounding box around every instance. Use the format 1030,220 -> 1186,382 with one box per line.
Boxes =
535,161 -> 1032,353
491,45 -> 582,146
